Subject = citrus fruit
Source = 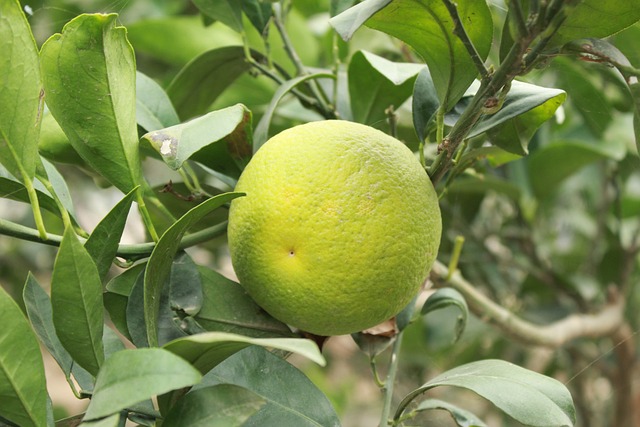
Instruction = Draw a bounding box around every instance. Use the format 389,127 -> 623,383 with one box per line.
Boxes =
227,120 -> 441,336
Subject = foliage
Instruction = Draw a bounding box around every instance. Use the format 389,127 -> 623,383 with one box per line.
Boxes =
1,0 -> 640,426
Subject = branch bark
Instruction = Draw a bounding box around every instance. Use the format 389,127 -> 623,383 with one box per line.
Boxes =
431,261 -> 625,348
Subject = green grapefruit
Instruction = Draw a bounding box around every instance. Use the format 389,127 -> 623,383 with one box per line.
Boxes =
227,120 -> 441,336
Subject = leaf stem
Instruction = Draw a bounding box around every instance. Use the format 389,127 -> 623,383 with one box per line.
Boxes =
23,178 -> 48,239
272,3 -> 336,118
442,0 -> 491,81
446,235 -> 465,280
36,172 -> 76,233
242,37 -> 332,117
136,189 -> 159,242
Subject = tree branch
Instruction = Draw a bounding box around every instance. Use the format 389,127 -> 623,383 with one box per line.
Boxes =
431,261 -> 626,347
442,0 -> 491,81
0,217 -> 228,260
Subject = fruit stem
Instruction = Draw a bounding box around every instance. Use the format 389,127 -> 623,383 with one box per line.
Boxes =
378,330 -> 403,427
447,235 -> 465,281
370,356 -> 386,388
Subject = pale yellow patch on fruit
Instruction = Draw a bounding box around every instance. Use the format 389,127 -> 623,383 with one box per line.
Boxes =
228,120 -> 442,336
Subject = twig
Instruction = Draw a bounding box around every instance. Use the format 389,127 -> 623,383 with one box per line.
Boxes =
612,323 -> 637,427
385,105 -> 397,138
508,0 -> 529,38
379,331 -> 403,427
432,260 -> 625,347
272,3 -> 336,118
0,217 -> 228,260
442,0 -> 491,81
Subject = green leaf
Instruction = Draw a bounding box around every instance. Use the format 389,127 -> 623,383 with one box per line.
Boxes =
169,252 -> 204,316
612,22 -> 640,68
630,82 -> 640,153
331,0 -> 357,17
103,327 -> 126,360
83,348 -> 202,421
447,80 -> 566,155
163,331 -> 325,374
197,346 -> 341,427
51,227 -> 105,376
37,112 -> 85,166
482,88 -> 566,156
104,264 -> 146,342
394,359 -> 576,427
164,384 -> 266,427
128,17 -> 241,67
548,0 -> 640,48
0,0 -> 42,181
253,72 -> 334,151
23,274 -> 73,378
412,67 -> 440,142
242,0 -> 273,34
85,187 -> 138,281
335,0 -> 493,110
136,71 -> 180,132
446,173 -> 522,201
193,0 -> 244,32
413,398 -> 487,427
127,252 -> 203,347
167,47 -> 254,120
561,38 -> 635,80
40,13 -> 142,193
0,286 -> 48,427
0,164 -> 69,220
144,192 -> 244,346
142,104 -> 252,173
528,140 -> 622,200
348,50 -> 424,126
329,0 -> 391,40
79,414 -> 121,427
195,267 -> 292,338
37,158 -> 77,219
553,58 -> 612,136
421,288 -> 468,344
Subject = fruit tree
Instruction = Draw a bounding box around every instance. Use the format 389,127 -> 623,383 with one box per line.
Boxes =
1,1 -> 639,426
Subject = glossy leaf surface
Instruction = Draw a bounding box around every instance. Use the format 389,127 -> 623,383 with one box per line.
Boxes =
136,71 -> 180,132
348,50 -> 424,126
144,192 -> 244,346
167,46 -> 254,120
0,286 -> 48,427
163,331 -> 325,374
0,0 -> 42,181
421,288 -> 469,344
198,346 -> 341,427
163,384 -> 266,426
84,187 -> 137,281
549,0 -> 640,48
195,267 -> 292,338
395,359 -> 576,426
334,0 -> 492,110
142,104 -> 252,173
83,348 -> 202,420
51,227 -> 105,376
41,13 -> 141,193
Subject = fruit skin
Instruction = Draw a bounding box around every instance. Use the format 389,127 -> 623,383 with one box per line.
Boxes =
228,120 -> 441,336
